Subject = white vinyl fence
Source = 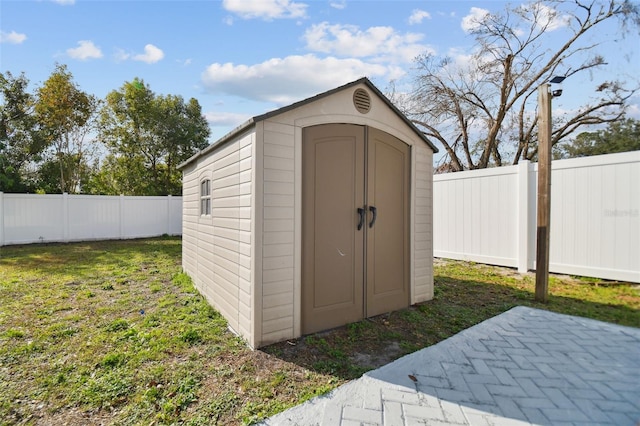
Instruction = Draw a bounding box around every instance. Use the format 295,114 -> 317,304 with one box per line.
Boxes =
0,193 -> 182,246
434,151 -> 640,283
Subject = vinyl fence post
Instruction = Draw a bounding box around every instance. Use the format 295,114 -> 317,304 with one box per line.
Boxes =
167,195 -> 172,235
0,192 -> 4,247
119,194 -> 124,239
63,192 -> 69,243
517,161 -> 530,273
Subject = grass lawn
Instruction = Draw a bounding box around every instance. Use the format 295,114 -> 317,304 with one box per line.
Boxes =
1,237 -> 638,425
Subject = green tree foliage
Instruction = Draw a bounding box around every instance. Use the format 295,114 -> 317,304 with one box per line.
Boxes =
84,154 -> 150,195
35,64 -> 98,193
98,78 -> 210,195
35,154 -> 94,194
0,72 -> 46,192
559,118 -> 640,158
2,68 -> 210,195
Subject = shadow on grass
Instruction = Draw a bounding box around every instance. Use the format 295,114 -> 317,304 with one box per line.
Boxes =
0,236 -> 181,277
261,274 -> 640,382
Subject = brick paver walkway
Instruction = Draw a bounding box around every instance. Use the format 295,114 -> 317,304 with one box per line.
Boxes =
263,306 -> 640,426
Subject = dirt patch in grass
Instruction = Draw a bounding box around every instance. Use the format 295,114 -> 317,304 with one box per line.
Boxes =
1,241 -> 638,425
350,341 -> 403,369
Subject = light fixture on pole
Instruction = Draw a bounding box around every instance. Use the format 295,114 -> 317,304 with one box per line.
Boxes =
550,75 -> 566,97
535,75 -> 565,302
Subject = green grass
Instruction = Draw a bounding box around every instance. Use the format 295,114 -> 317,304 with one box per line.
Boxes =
1,240 -> 638,425
0,238 -> 331,425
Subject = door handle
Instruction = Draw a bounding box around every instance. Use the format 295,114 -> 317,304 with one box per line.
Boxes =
357,207 -> 365,230
369,206 -> 377,228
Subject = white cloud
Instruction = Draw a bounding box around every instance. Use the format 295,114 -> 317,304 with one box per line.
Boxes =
461,7 -> 490,33
408,9 -> 431,25
66,40 -> 102,60
0,30 -> 27,44
204,111 -> 252,127
132,44 -> 164,64
446,47 -> 475,70
330,1 -> 346,10
114,44 -> 164,63
114,48 -> 130,62
222,0 -> 307,20
303,22 -> 433,64
201,54 -> 390,104
626,103 -> 640,120
444,46 -> 508,81
52,0 -> 75,4
519,2 -> 570,31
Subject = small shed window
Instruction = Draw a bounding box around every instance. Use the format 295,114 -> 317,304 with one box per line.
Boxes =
200,179 -> 211,216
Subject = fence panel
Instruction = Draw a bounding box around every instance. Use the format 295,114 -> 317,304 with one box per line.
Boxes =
434,151 -> 640,283
121,196 -> 172,239
68,195 -> 121,241
0,194 -> 182,246
549,154 -> 640,281
1,194 -> 65,245
434,166 -> 522,268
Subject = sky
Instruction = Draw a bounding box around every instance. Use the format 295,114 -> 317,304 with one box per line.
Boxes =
1,0 -> 639,145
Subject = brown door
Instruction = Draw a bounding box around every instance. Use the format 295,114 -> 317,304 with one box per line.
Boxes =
366,128 -> 410,317
302,124 -> 365,334
302,124 -> 409,335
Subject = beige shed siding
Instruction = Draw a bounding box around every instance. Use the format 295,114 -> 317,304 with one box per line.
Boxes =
413,144 -> 434,303
181,164 -> 199,278
184,81 -> 434,348
237,137 -> 253,339
182,132 -> 254,343
260,120 -> 296,344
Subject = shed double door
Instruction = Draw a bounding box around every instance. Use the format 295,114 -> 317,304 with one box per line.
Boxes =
302,124 -> 410,334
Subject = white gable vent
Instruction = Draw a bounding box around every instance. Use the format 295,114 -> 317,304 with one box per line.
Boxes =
353,88 -> 371,114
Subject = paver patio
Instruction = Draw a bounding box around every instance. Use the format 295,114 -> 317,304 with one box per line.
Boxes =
263,306 -> 640,425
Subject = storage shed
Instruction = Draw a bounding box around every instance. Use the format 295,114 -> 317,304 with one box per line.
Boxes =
179,78 -> 437,348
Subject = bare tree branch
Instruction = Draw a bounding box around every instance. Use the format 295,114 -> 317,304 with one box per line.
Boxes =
407,0 -> 639,171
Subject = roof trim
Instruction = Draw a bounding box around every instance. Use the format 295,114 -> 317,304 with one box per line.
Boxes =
178,77 -> 437,170
178,118 -> 256,170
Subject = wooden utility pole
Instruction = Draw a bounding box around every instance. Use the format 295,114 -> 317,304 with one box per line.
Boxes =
535,84 -> 552,302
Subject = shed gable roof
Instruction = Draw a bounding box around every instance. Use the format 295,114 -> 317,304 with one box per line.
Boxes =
179,77 -> 437,170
